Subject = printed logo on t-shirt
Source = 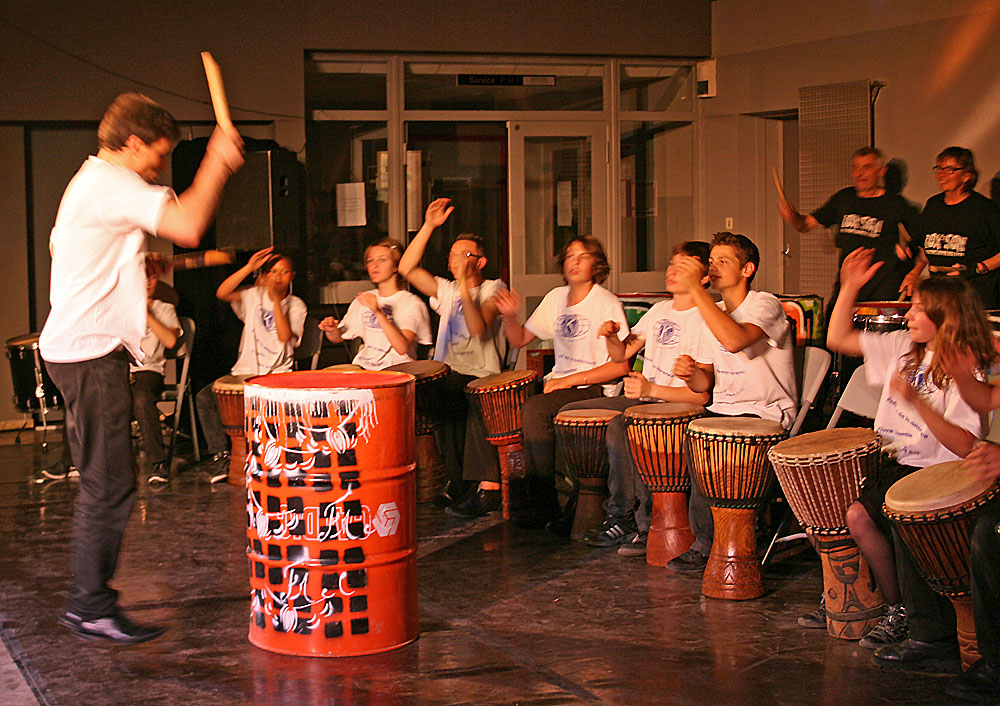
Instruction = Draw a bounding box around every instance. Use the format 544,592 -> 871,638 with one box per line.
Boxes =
556,314 -> 590,339
904,363 -> 935,396
364,304 -> 393,329
654,318 -> 680,346
924,232 -> 968,258
258,307 -> 276,333
839,213 -> 884,238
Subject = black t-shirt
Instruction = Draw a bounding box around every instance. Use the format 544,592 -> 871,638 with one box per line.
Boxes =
812,188 -> 921,301
920,191 -> 1000,274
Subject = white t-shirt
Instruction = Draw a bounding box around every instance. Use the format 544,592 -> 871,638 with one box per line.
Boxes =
703,289 -> 798,428
860,330 -> 984,467
130,299 -> 180,375
338,289 -> 432,370
524,284 -> 630,394
632,299 -> 709,390
430,276 -> 506,377
40,156 -> 173,364
230,287 -> 308,376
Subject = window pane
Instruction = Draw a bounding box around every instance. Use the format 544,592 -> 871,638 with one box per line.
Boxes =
620,121 -> 693,273
306,58 -> 387,110
405,63 -> 603,111
305,121 -> 388,286
620,65 -> 694,112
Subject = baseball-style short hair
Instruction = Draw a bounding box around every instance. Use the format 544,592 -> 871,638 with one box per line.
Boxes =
711,232 -> 760,284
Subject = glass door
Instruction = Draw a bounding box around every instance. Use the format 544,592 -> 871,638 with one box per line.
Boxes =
507,121 -> 608,320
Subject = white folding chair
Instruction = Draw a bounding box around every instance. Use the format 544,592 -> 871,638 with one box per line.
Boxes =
790,346 -> 833,437
160,316 -> 199,473
826,363 -> 881,428
294,315 -> 323,370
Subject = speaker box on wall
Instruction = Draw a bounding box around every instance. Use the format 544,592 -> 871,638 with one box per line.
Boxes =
215,149 -> 303,253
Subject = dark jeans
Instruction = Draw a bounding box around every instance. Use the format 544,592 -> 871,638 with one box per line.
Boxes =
196,383 -> 227,456
521,386 -> 603,480
433,371 -> 500,485
46,348 -> 136,620
131,370 -> 165,464
559,397 -> 652,530
971,501 -> 1000,663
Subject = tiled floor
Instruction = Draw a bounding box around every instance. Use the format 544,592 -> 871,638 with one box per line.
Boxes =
0,436 -> 958,706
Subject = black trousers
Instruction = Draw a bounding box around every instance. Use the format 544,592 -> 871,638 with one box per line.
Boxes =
433,371 -> 500,485
971,501 -> 1000,663
131,370 -> 165,464
521,386 -> 603,479
47,348 -> 136,620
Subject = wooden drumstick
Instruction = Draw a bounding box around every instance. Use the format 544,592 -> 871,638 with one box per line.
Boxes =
200,51 -> 235,135
772,167 -> 788,204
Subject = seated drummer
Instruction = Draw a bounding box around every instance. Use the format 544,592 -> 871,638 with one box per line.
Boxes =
318,238 -> 431,370
398,198 -> 504,509
555,241 -> 712,555
665,232 -> 798,573
493,235 -> 631,533
195,247 -> 307,483
827,247 -> 993,668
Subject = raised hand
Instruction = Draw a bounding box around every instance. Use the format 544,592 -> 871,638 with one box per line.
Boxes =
672,255 -> 705,293
494,289 -> 521,319
317,316 -> 340,331
424,198 -> 454,229
940,345 -> 977,382
356,291 -> 379,312
248,247 -> 274,271
963,441 -> 1000,481
598,320 -> 620,338
840,248 -> 883,292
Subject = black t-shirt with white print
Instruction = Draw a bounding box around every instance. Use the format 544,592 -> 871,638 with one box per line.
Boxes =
920,190 -> 1000,273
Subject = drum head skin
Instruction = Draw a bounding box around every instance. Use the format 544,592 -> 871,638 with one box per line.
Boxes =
466,369 -> 538,392
6,333 -> 41,348
555,408 -> 622,424
385,360 -> 449,380
213,374 -> 253,391
885,460 -> 997,514
625,402 -> 704,421
687,417 -> 785,438
770,428 -> 879,458
322,364 -> 364,371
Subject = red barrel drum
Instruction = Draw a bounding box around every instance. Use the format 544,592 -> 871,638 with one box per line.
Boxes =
243,370 -> 417,657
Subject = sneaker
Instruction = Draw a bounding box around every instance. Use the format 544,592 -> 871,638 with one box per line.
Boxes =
617,532 -> 648,557
798,595 -> 827,629
147,462 -> 169,485
207,451 -> 230,484
41,467 -> 69,481
446,489 -> 501,518
61,610 -> 165,645
872,637 -> 960,674
665,547 -> 710,574
67,466 -> 79,478
945,657 -> 1000,700
581,518 -> 638,547
859,602 -> 908,649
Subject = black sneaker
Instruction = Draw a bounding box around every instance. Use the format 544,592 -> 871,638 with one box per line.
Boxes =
446,489 -> 501,518
665,547 -> 709,574
798,596 -> 827,629
207,451 -> 230,485
581,518 -> 637,547
945,658 -> 1000,700
61,611 -> 165,645
617,532 -> 648,557
859,602 -> 907,649
147,462 -> 169,485
872,638 -> 960,674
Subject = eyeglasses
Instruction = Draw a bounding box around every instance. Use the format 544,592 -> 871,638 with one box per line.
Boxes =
448,251 -> 481,260
932,165 -> 963,175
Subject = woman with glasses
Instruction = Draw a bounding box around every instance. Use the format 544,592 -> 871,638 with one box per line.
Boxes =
901,147 -> 1000,309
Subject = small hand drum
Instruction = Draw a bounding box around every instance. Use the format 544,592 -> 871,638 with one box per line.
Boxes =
884,460 -> 1000,670
466,370 -> 540,518
624,402 -> 705,566
386,360 -> 450,502
768,428 -> 885,639
554,408 -> 621,541
686,417 -> 787,600
212,374 -> 252,485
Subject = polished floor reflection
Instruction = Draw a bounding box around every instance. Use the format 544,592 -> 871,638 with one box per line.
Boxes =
0,434 -> 956,706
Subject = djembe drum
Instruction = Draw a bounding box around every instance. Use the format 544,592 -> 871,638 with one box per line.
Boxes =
322,364 -> 364,371
686,417 -> 787,600
624,402 -> 705,567
554,409 -> 621,541
213,373 -> 252,485
768,428 -> 886,639
386,360 -> 449,503
884,460 -> 1000,670
465,370 -> 540,519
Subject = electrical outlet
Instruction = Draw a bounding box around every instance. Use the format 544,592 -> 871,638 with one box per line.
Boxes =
725,217 -> 734,230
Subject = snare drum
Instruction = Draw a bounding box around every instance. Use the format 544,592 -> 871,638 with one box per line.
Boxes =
212,374 -> 251,485
386,360 -> 450,502
554,408 -> 621,541
466,370 -> 540,518
6,333 -> 62,412
884,460 -> 1000,670
624,403 -> 705,566
852,301 -> 911,333
768,429 -> 885,638
686,417 -> 787,600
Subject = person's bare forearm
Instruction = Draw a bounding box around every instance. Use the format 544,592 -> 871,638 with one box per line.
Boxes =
459,279 -> 487,338
910,396 -> 977,458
